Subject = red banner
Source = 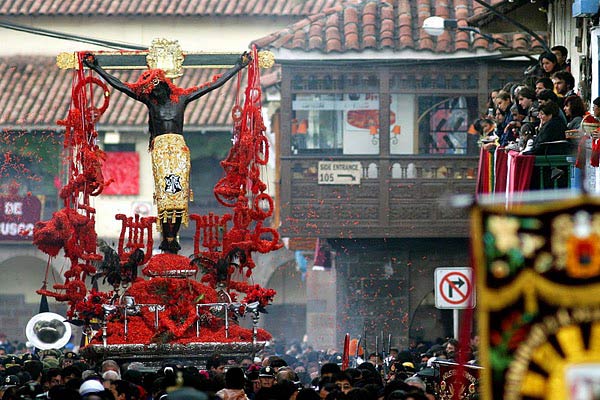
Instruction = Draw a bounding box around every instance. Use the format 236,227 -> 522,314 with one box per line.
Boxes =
0,195 -> 42,241
103,152 -> 140,195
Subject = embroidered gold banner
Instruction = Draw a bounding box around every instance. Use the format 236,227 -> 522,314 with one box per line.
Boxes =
472,197 -> 600,399
151,134 -> 190,230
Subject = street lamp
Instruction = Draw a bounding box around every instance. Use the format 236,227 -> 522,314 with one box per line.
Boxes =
422,16 -> 508,48
422,16 -> 458,37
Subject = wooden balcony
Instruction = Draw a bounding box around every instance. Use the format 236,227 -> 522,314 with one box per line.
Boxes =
278,155 -> 479,238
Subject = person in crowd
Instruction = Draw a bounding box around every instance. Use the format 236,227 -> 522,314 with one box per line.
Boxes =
216,367 -> 249,400
551,45 -> 570,72
258,366 -> 276,389
332,372 -> 353,395
518,122 -> 536,153
551,70 -> 576,100
100,360 -> 121,379
495,90 -> 516,145
564,95 -> 586,131
522,101 -> 569,155
535,77 -> 554,96
592,97 -> 600,120
538,52 -> 560,78
487,88 -> 501,113
537,89 -> 568,124
516,86 -> 540,125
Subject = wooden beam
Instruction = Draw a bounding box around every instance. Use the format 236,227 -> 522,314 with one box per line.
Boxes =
95,52 -> 243,70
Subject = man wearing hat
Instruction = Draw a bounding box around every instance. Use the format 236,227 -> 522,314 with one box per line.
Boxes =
20,353 -> 39,363
258,366 -> 275,389
3,355 -> 23,376
60,351 -> 80,368
79,379 -> 105,397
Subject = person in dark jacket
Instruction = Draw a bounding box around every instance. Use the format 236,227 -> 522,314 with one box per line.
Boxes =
522,102 -> 569,155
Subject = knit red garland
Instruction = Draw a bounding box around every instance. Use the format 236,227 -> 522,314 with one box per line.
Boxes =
124,68 -> 223,103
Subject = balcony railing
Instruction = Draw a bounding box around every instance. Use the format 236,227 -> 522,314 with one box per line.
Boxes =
280,154 -> 479,238
476,146 -> 583,205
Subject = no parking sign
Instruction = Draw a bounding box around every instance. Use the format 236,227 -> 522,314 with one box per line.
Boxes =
434,267 -> 475,309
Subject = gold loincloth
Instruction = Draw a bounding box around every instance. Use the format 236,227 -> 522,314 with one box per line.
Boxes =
151,133 -> 190,231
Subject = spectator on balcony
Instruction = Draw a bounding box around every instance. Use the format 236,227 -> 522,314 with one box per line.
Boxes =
538,52 -> 560,78
487,89 -> 501,114
495,91 -> 516,146
551,45 -> 571,73
592,97 -> 600,119
551,71 -> 576,102
518,123 -> 536,153
563,95 -> 586,131
537,89 -> 568,125
506,86 -> 539,133
522,102 -> 569,155
520,86 -> 540,125
535,77 -> 554,96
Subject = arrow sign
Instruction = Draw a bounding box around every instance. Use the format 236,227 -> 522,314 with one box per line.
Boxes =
447,277 -> 465,298
434,268 -> 475,309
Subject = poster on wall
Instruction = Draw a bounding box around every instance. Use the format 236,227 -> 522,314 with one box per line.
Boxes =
342,93 -> 380,155
429,97 -> 468,154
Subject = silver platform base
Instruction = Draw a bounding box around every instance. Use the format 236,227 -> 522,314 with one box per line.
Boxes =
81,341 -> 266,370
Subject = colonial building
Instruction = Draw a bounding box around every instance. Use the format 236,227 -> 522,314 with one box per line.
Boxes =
253,0 -> 544,348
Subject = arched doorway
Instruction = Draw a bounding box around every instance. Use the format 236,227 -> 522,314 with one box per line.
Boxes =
261,260 -> 306,344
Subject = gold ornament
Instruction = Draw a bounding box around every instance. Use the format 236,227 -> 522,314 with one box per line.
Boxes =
146,38 -> 185,80
258,50 -> 275,69
56,52 -> 77,70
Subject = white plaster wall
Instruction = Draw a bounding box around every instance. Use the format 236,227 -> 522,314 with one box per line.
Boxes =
1,16 -> 291,55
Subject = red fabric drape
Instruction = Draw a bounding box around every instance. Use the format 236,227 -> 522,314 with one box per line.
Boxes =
493,148 -> 508,193
508,151 -> 535,192
476,147 -> 493,196
506,150 -> 535,205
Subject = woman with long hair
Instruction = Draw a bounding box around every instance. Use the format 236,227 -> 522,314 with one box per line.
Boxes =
563,95 -> 586,130
538,52 -> 560,78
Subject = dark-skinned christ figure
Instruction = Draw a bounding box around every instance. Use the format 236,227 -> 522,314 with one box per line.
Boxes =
84,53 -> 250,254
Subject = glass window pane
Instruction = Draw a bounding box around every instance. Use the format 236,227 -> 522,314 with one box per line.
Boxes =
417,96 -> 479,155
291,93 -> 380,155
390,94 -> 416,155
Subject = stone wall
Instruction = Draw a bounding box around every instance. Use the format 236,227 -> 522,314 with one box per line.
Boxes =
331,237 -> 470,350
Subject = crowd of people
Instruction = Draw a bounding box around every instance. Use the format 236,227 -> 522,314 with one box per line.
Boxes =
0,334 -> 477,400
475,45 -> 596,158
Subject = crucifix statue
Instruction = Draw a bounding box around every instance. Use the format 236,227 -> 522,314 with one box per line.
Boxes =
73,39 -> 266,254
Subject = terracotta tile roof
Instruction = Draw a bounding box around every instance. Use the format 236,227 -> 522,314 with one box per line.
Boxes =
0,56 -> 279,130
252,0 -> 545,56
0,0 -> 344,17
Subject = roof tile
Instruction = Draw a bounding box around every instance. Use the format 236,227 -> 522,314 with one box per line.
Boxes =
0,0 -> 349,17
0,56 -> 279,130
253,0 -> 545,57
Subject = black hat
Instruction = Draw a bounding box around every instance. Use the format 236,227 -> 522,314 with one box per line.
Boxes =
62,351 -> 80,361
3,355 -> 21,367
259,366 -> 275,377
3,375 -> 19,386
20,353 -> 39,362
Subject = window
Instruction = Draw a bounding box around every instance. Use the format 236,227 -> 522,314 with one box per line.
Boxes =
417,96 -> 479,155
291,93 -> 380,155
